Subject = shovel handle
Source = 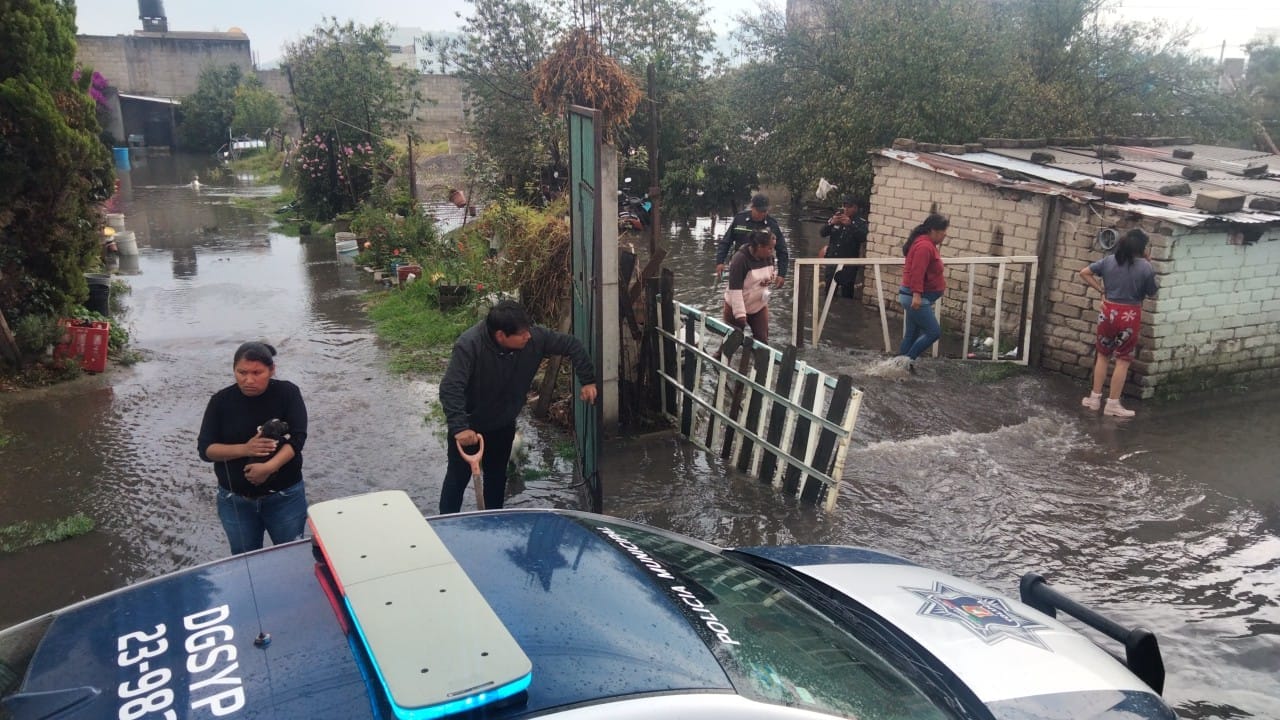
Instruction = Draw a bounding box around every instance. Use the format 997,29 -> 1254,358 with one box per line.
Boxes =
456,434 -> 485,510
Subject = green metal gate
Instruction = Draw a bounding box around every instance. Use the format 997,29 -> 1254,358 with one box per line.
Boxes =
568,105 -> 604,512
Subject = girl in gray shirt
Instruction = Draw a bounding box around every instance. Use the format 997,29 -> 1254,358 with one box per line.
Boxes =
1078,229 -> 1159,417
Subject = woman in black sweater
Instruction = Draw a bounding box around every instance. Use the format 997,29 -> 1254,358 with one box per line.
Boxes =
198,342 -> 308,554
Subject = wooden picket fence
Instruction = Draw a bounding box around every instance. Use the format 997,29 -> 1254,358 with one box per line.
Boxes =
648,274 -> 862,509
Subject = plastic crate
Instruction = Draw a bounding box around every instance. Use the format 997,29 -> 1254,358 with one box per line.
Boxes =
54,319 -> 110,373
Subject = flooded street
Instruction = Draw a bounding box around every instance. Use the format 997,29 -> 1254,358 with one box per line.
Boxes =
1,160 -> 1277,718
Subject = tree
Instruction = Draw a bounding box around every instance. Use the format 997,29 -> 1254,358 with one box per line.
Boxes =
283,18 -> 419,218
284,18 -> 418,143
1243,40 -> 1280,148
231,77 -> 283,140
178,64 -> 244,153
0,0 -> 114,324
441,0 -> 717,208
728,0 -> 1252,202
434,0 -> 563,197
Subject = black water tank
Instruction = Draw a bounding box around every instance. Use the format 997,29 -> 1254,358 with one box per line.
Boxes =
85,273 -> 111,316
138,0 -> 167,32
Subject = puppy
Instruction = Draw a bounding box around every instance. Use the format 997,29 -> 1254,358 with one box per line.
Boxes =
254,419 -> 291,482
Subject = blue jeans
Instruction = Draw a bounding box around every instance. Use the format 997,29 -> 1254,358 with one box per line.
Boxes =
217,482 -> 308,555
898,290 -> 942,360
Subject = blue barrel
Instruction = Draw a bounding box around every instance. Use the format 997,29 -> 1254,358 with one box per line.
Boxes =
112,147 -> 131,170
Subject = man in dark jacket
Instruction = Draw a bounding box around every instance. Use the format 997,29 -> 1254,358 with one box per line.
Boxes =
439,300 -> 597,513
715,193 -> 788,287
819,195 -> 869,297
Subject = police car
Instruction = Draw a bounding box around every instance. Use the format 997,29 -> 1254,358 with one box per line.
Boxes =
1,491 -> 1174,719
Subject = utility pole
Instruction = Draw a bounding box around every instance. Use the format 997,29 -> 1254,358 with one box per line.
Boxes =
646,63 -> 661,257
407,133 -> 418,202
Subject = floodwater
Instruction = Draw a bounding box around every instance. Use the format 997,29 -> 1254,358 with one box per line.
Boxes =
1,159 -> 1277,718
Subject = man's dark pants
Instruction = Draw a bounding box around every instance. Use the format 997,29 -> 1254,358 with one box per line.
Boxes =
439,424 -> 517,513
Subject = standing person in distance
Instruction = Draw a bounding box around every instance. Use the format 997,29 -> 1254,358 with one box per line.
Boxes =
819,195 -> 869,297
723,230 -> 778,344
198,342 -> 309,555
439,300 -> 598,513
1078,229 -> 1159,417
897,214 -> 950,372
715,193 -> 788,288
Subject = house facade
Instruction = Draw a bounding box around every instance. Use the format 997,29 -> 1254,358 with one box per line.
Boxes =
868,139 -> 1280,398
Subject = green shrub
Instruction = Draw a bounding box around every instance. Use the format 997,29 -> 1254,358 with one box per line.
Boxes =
11,314 -> 64,355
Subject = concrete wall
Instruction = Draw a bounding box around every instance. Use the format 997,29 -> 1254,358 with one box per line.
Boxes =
869,154 -> 1280,398
241,70 -> 466,143
77,34 -> 253,98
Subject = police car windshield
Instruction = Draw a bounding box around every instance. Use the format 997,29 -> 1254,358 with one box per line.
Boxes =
595,522 -> 952,719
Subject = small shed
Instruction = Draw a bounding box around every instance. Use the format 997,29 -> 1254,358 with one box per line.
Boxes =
869,138 -> 1280,398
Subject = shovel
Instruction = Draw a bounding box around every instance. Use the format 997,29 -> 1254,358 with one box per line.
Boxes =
456,434 -> 486,510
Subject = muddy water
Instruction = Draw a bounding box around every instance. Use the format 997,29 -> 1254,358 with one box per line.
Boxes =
1,166 -> 1277,718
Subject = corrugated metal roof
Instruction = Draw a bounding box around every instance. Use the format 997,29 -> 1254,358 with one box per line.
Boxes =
880,141 -> 1280,226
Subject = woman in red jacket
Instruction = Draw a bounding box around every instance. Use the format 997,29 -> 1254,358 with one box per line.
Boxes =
898,214 -> 950,370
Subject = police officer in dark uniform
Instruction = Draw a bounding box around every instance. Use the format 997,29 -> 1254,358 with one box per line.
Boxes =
819,194 -> 868,297
715,193 -> 788,288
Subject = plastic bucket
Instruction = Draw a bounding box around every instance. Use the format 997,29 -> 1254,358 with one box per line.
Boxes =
106,213 -> 126,231
112,147 -> 131,170
397,264 -> 422,284
84,273 -> 111,315
114,230 -> 138,256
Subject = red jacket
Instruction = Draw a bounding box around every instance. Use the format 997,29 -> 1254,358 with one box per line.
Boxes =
902,234 -> 945,293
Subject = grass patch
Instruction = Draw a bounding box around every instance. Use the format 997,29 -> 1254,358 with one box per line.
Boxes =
968,362 -> 1028,384
553,439 -> 576,461
0,432 -> 12,449
519,466 -> 553,481
366,280 -> 477,374
228,149 -> 285,184
0,513 -> 95,553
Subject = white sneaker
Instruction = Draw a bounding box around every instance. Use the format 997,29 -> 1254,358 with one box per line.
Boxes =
1081,393 -> 1101,411
1104,398 -> 1135,417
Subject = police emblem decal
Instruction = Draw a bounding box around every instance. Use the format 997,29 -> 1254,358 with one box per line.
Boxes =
905,582 -> 1051,649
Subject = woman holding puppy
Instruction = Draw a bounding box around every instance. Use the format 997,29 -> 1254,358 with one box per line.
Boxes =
198,341 -> 309,554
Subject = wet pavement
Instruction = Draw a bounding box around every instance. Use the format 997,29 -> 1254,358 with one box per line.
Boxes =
0,157 -> 1276,718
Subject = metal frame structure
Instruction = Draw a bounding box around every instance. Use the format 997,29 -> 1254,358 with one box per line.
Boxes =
791,256 -> 1040,363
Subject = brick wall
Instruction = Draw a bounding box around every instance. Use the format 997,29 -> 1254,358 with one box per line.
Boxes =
870,154 -> 1280,397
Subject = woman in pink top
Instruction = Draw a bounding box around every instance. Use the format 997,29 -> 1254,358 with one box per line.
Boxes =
723,230 -> 778,343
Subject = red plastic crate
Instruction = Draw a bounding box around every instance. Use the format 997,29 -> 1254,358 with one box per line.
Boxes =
54,319 -> 110,373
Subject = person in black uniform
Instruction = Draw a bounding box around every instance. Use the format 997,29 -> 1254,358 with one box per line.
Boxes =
819,194 -> 869,297
198,341 -> 308,555
439,301 -> 598,513
715,193 -> 788,288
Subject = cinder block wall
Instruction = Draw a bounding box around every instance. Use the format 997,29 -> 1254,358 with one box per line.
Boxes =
870,154 -> 1280,397
1142,227 -> 1280,393
867,156 -> 1044,342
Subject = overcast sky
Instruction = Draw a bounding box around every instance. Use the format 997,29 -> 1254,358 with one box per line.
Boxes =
75,0 -> 1276,65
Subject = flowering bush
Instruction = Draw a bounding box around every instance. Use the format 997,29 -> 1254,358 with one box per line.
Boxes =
294,133 -> 377,219
73,69 -> 110,109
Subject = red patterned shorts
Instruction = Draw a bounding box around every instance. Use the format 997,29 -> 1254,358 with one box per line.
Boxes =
1096,300 -> 1142,359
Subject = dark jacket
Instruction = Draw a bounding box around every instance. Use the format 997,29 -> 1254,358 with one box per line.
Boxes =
715,210 -> 790,277
440,322 -> 597,436
198,379 -> 308,497
819,215 -> 868,258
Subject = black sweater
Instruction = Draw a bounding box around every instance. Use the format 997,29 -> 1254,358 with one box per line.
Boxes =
198,379 -> 308,497
440,323 -> 597,436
